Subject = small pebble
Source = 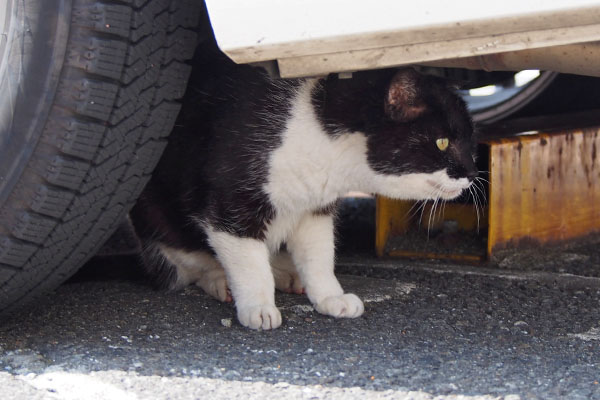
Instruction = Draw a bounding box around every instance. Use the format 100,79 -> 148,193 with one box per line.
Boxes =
221,318 -> 232,328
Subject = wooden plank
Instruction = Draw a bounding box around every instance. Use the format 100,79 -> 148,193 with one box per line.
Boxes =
487,127 -> 600,255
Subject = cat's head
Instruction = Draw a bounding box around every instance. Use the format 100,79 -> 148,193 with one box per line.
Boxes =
361,68 -> 478,200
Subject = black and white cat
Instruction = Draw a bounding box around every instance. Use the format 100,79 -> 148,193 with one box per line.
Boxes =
131,44 -> 477,330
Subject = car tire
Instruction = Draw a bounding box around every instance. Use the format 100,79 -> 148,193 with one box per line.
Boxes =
0,0 -> 200,316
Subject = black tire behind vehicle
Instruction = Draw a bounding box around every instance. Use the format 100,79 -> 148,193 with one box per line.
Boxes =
0,0 -> 199,316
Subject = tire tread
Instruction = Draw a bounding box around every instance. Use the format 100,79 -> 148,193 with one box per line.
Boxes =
0,0 -> 199,315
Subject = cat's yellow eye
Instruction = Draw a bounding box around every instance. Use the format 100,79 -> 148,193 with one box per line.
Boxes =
436,138 -> 449,151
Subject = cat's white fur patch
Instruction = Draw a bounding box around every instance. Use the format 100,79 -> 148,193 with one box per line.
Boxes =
266,80 -> 372,213
206,228 -> 281,330
287,213 -> 364,318
264,211 -> 301,253
286,214 -> 339,301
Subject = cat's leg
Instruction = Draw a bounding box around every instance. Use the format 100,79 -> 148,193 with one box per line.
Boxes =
271,251 -> 304,294
206,228 -> 281,330
287,213 -> 364,318
158,245 -> 231,302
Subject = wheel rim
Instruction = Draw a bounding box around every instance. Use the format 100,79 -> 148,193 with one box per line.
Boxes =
0,0 -> 70,205
462,70 -> 559,124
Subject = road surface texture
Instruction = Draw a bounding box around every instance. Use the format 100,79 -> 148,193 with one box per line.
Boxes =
1,250 -> 599,399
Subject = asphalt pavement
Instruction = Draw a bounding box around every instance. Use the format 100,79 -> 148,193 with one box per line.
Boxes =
0,252 -> 599,399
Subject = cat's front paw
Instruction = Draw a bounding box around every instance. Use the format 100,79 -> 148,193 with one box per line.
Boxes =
237,305 -> 282,330
315,293 -> 364,318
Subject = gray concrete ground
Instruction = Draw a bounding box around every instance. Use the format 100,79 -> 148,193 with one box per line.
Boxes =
0,255 -> 599,400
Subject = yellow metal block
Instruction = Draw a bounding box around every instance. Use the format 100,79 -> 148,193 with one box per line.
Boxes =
375,197 -> 486,260
487,128 -> 600,254
375,197 -> 412,257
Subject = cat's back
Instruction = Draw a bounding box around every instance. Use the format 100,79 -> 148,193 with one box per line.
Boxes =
184,37 -> 300,120
148,38 -> 306,201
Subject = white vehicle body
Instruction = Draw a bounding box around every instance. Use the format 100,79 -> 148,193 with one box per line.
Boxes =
205,0 -> 600,78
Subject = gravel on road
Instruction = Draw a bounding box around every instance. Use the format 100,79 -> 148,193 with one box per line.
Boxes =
0,257 -> 599,400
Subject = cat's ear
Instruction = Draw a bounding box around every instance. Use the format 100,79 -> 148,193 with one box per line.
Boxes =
384,68 -> 427,122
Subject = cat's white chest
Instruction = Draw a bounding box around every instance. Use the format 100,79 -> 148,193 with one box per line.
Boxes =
263,80 -> 372,219
263,212 -> 301,253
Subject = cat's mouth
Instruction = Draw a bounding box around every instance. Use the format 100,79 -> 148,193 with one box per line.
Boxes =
426,179 -> 467,199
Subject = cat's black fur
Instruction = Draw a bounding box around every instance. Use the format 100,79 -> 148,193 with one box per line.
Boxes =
132,43 -> 295,246
130,36 -> 477,290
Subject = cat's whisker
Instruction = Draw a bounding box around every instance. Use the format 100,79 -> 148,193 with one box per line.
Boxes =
474,186 -> 483,223
436,190 -> 445,227
475,176 -> 491,185
469,186 -> 481,233
426,200 -> 433,237
472,179 -> 488,206
475,192 -> 483,232
417,199 -> 428,228
418,186 -> 439,229
435,195 -> 444,222
441,199 -> 447,221
426,200 -> 434,238
405,199 -> 426,220
477,179 -> 488,202
475,180 -> 491,190
475,181 -> 490,205
426,190 -> 443,238
471,191 -> 480,233
409,200 -> 428,226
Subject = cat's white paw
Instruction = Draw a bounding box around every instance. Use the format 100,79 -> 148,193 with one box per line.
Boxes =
237,305 -> 282,330
315,293 -> 364,318
195,268 -> 231,303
